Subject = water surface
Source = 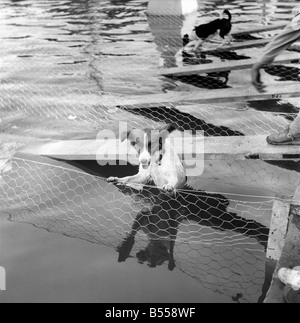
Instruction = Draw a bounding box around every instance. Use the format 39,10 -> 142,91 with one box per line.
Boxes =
0,0 -> 300,303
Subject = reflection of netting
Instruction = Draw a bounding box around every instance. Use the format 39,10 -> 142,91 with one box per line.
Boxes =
0,156 -> 278,303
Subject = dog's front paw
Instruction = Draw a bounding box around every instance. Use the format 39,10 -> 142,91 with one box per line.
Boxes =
107,177 -> 119,183
126,183 -> 144,191
163,184 -> 175,193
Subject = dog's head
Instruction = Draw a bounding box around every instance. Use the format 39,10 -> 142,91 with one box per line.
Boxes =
219,10 -> 232,39
219,10 -> 232,38
220,9 -> 231,21
120,124 -> 177,169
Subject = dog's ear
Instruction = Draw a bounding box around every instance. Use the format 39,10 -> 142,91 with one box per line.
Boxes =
157,124 -> 177,140
159,123 -> 177,134
120,128 -> 144,143
157,124 -> 177,149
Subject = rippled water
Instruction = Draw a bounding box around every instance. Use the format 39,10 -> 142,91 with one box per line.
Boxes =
0,0 -> 300,303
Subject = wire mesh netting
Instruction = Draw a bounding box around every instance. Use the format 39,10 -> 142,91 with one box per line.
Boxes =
1,0 -> 300,303
0,155 -> 279,303
0,148 -> 300,302
0,78 -> 299,137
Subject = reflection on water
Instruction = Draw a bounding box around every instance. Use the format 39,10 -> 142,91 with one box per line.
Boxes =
2,154 -> 299,302
0,0 -> 300,303
115,184 -> 269,272
0,156 -> 272,303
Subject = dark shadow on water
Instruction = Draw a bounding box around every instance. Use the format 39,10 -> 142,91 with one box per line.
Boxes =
266,160 -> 300,173
233,34 -> 262,41
66,160 -> 138,179
248,100 -> 299,116
181,50 -> 250,64
264,65 -> 300,83
180,52 -> 231,89
182,51 -> 213,66
168,73 -> 230,90
209,50 -> 251,61
117,105 -> 244,136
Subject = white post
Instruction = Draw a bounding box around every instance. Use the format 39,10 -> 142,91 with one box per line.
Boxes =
266,198 -> 290,261
148,0 -> 198,16
147,0 -> 199,68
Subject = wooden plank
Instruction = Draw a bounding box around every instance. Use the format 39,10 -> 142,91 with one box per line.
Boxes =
267,2 -> 300,8
20,139 -> 139,163
200,38 -> 272,54
264,207 -> 300,302
201,40 -> 300,56
266,199 -> 290,261
197,136 -> 300,161
111,83 -> 300,107
231,22 -> 287,36
292,185 -> 300,206
159,52 -> 300,76
264,186 -> 300,303
20,135 -> 300,162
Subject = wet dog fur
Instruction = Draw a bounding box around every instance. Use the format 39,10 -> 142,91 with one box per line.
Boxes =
107,124 -> 186,193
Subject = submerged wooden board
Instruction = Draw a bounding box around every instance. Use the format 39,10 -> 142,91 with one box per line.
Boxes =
264,201 -> 300,303
20,135 -> 300,162
232,22 -> 287,36
159,52 -> 300,76
205,39 -> 300,54
108,83 -> 300,106
264,183 -> 300,303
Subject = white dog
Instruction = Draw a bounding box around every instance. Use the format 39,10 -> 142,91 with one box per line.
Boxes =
107,124 -> 186,193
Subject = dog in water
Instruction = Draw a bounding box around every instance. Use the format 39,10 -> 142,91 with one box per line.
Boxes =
183,9 -> 233,52
107,124 -> 186,193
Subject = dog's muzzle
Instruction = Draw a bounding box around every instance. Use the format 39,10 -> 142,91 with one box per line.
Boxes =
140,158 -> 150,169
